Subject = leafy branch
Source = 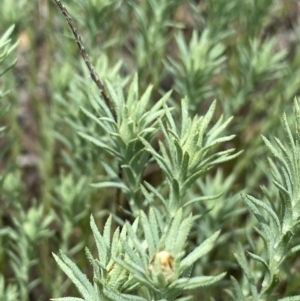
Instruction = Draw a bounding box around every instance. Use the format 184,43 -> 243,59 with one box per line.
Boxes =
230,99 -> 300,301
52,211 -> 225,301
141,98 -> 242,216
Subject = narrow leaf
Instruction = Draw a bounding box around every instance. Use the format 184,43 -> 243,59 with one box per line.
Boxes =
180,230 -> 220,271
52,252 -> 94,300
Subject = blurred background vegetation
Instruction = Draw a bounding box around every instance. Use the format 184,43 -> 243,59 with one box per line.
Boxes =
1,0 -> 300,300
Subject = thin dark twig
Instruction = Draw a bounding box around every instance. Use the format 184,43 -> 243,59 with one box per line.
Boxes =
53,0 -> 116,120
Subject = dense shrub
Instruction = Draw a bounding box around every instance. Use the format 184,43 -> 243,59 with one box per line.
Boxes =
1,1 -> 300,300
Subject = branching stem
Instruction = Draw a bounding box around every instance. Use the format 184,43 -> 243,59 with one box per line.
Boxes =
53,0 -> 116,120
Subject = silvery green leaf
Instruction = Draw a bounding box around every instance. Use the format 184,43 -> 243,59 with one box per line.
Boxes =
90,182 -> 130,194
180,97 -> 190,139
142,182 -> 168,211
233,244 -> 258,299
50,297 -> 86,301
113,255 -> 154,290
281,112 -> 295,150
278,296 -> 300,301
149,208 -> 160,248
283,244 -> 300,259
78,132 -> 121,158
173,214 -> 192,254
0,25 -> 15,45
206,116 -> 233,145
181,167 -> 208,193
127,73 -> 138,107
244,194 -> 281,231
169,273 -> 226,290
104,287 -> 147,301
90,215 -> 109,265
247,251 -> 271,274
52,252 -> 94,300
103,215 -> 112,253
180,230 -> 220,271
183,192 -> 223,208
121,239 -> 143,268
230,276 -> 246,301
242,194 -> 274,249
164,209 -> 183,250
80,106 -> 105,128
140,211 -> 156,257
125,222 -> 147,266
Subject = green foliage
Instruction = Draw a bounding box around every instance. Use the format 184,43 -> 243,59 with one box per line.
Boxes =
1,1 -> 300,301
166,30 -> 226,110
0,25 -> 17,98
53,68 -> 235,298
141,98 -> 242,217
53,211 -> 225,301
79,74 -> 170,215
0,274 -> 18,301
230,100 -> 300,301
0,24 -> 18,299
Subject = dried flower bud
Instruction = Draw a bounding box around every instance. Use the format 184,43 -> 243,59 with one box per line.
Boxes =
149,251 -> 174,280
